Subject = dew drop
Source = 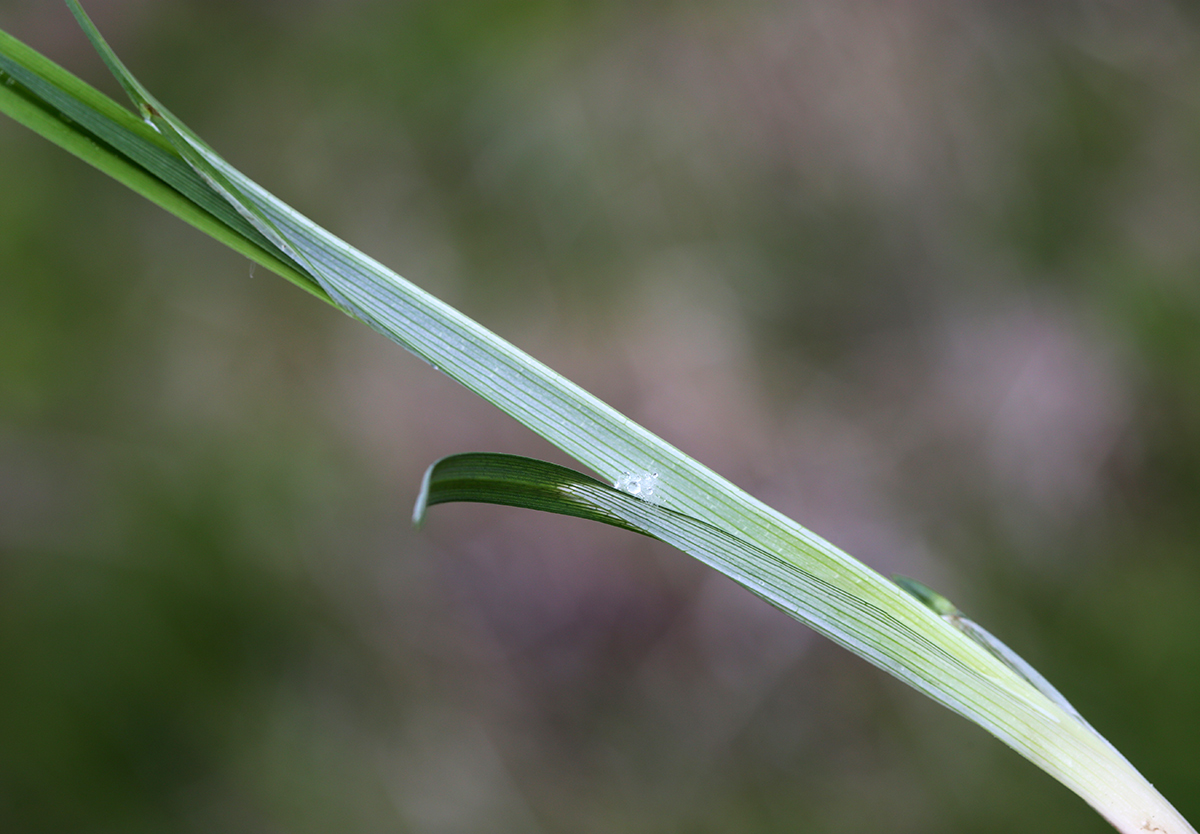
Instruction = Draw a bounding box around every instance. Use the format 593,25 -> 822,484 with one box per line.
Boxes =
615,471 -> 661,504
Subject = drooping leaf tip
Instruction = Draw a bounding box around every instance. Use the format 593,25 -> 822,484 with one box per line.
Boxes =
411,461 -> 437,528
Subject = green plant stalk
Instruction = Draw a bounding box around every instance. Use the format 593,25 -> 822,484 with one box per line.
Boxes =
0,5 -> 1192,831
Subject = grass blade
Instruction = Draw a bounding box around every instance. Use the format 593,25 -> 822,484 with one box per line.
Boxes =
0,28 -> 327,302
417,455 -> 1190,834
0,5 -> 1191,831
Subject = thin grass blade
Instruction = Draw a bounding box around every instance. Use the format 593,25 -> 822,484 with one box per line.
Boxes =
0,7 -> 1191,831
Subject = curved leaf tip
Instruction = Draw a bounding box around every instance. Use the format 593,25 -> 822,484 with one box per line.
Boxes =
411,452 -> 653,536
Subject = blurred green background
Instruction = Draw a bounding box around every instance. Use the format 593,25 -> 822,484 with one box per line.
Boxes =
2,1 -> 1199,831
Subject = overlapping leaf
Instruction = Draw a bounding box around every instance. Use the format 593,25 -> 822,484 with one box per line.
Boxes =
0,5 -> 1192,831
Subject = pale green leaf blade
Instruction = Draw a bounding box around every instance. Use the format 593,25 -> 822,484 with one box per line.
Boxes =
0,8 -> 1188,832
416,454 -> 1191,834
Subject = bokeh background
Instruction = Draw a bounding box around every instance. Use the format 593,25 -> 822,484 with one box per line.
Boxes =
2,1 -> 1199,831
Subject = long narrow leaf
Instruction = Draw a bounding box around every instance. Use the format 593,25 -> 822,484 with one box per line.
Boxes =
0,5 -> 1192,832
0,28 -> 328,302
417,455 -> 1191,834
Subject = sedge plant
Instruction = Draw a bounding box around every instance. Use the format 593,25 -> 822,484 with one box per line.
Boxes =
0,4 -> 1194,831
